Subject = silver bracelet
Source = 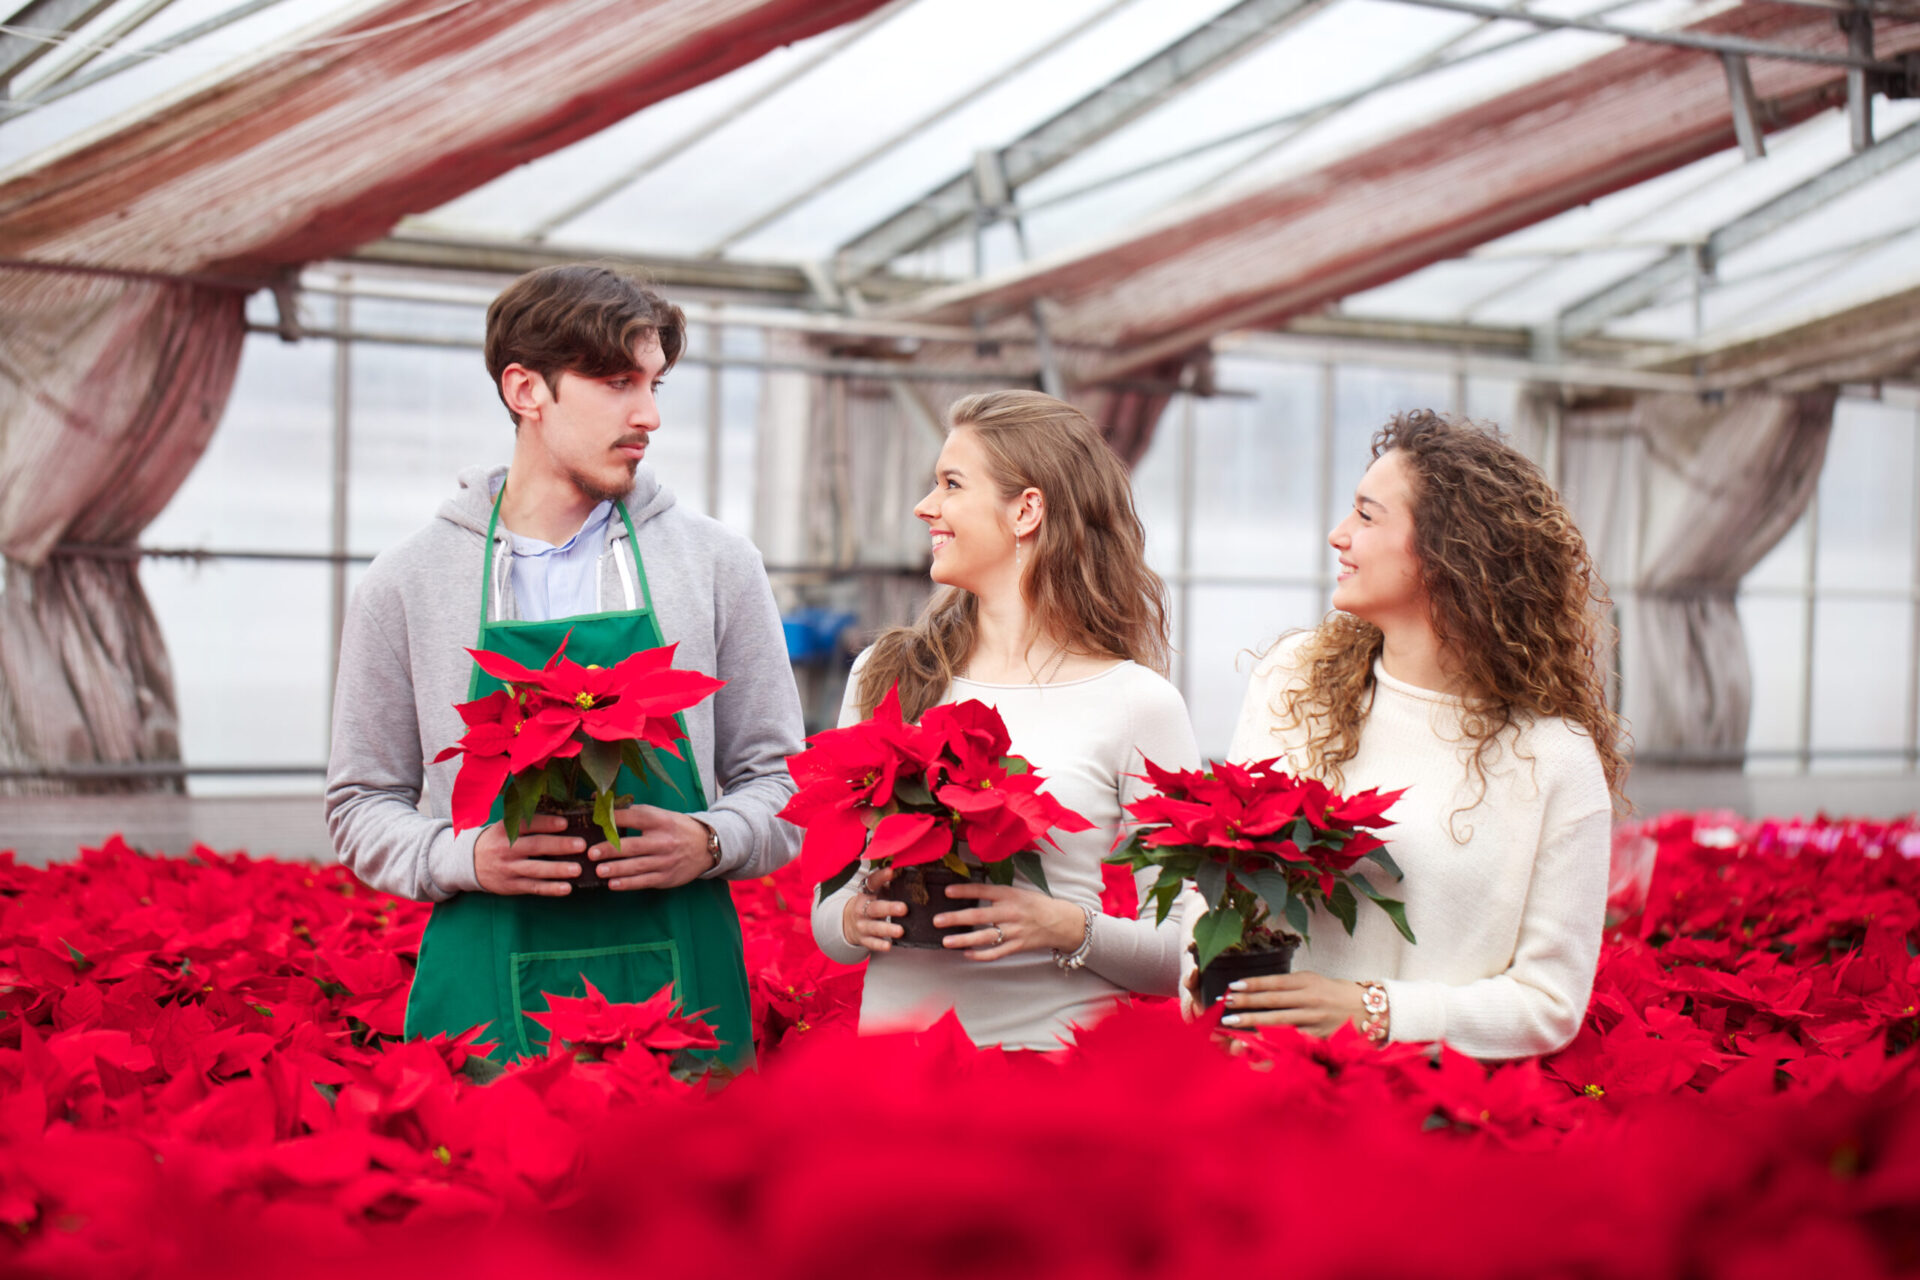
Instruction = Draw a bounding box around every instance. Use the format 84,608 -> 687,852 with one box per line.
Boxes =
1052,904 -> 1097,971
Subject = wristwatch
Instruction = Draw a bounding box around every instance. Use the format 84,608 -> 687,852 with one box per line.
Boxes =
694,818 -> 722,872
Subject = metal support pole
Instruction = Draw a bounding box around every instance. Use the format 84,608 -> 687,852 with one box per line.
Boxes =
705,324 -> 723,517
1316,363 -> 1336,617
1721,53 -> 1767,161
1843,7 -> 1876,152
1176,393 -> 1197,701
325,288 -> 352,748
1799,490 -> 1821,772
1908,403 -> 1920,770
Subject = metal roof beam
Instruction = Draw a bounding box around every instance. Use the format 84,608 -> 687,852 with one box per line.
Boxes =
697,0 -> 1137,258
1380,0 -> 1907,72
0,0 -> 285,121
1558,115 -> 1920,339
833,0 -> 1331,279
0,0 -> 118,94
525,0 -> 917,242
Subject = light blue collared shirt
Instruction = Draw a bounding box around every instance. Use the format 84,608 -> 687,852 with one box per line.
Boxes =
497,488 -> 617,623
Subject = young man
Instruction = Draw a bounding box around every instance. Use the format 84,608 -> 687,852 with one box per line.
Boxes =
325,265 -> 804,1065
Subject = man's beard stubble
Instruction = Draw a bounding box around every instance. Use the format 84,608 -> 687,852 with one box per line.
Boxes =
565,456 -> 639,506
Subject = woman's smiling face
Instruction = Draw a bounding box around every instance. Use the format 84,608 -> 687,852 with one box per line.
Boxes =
913,427 -> 1023,595
1328,448 -> 1428,626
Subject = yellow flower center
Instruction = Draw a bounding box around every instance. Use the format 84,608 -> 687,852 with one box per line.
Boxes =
513,722 -> 522,734
575,692 -> 595,710
587,663 -> 603,670
1582,1083 -> 1605,1098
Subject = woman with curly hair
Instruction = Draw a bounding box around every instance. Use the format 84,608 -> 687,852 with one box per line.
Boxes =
1212,410 -> 1626,1059
811,389 -> 1200,1049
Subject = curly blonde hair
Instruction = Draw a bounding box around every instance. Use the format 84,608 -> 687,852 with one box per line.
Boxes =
1281,411 -> 1629,817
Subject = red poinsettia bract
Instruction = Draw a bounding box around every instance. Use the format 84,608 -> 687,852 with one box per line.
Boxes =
431,634 -> 724,845
1112,756 -> 1409,969
778,684 -> 1092,895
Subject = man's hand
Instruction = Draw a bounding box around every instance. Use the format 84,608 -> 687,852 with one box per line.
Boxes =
474,815 -> 583,896
590,805 -> 716,891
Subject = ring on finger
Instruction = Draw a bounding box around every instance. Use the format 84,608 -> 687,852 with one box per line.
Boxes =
992,924 -> 1006,946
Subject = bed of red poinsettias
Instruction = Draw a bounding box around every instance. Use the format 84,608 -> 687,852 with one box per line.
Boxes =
2,812 -> 1918,1278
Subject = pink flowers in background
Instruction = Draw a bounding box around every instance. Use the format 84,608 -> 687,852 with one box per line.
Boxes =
0,811 -> 1917,1276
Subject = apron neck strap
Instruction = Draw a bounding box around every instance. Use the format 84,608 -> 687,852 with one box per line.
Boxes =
478,479 -> 652,640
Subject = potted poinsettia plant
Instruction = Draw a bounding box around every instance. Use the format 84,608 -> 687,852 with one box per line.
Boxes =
433,632 -> 724,888
780,685 -> 1092,948
1108,756 -> 1412,1007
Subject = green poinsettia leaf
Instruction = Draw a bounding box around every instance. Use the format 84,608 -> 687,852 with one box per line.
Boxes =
1366,845 -> 1405,881
592,788 -> 621,853
1283,893 -> 1311,940
1192,908 -> 1246,972
1194,860 -> 1228,911
639,745 -> 689,802
820,863 -> 858,899
1011,850 -> 1051,898
580,737 -> 622,796
1377,895 -> 1417,944
1246,868 -> 1293,924
892,776 -> 934,808
1328,880 -> 1359,936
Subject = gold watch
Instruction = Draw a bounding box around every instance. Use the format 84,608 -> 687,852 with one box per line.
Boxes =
695,818 -> 721,871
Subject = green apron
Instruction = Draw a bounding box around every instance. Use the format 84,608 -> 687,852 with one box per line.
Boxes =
404,490 -> 754,1067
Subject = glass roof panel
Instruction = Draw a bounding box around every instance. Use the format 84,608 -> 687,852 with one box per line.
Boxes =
0,0 -> 360,173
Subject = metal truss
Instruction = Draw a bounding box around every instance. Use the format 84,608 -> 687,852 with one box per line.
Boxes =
1380,0 -> 1912,73
523,0 -> 920,243
1557,115 -> 1920,340
0,0 -> 118,96
695,0 -> 1138,259
0,0 -> 284,120
832,0 -> 1333,280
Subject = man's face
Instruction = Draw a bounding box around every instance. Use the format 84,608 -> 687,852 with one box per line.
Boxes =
516,337 -> 667,504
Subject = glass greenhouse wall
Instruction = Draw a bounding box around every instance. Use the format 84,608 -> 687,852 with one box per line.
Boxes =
134,278 -> 1920,795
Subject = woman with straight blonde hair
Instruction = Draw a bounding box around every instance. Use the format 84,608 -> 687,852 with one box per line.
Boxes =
810,390 -> 1200,1050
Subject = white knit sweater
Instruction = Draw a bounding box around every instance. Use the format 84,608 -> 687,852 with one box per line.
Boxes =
1225,632 -> 1612,1059
813,653 -> 1201,1050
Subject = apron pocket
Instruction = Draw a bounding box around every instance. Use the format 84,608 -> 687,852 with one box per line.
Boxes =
508,941 -> 684,1059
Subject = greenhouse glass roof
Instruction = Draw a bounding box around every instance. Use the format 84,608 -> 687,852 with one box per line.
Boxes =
4,0 -> 1920,366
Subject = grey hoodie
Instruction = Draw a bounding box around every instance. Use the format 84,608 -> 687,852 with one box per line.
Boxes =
325,463 -> 803,902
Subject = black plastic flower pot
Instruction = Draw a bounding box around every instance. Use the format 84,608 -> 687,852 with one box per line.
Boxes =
535,805 -> 611,891
876,864 -> 981,950
1197,934 -> 1301,1010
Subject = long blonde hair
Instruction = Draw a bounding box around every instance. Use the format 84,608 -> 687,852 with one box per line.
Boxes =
1282,411 -> 1629,810
859,390 -> 1170,720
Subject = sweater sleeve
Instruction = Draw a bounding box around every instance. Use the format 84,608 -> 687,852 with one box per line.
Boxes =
1082,674 -> 1203,998
809,649 -> 874,965
698,539 -> 806,880
1383,799 -> 1612,1060
324,574 -> 481,903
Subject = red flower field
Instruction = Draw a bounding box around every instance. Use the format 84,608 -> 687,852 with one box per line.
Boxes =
2,812 -> 1918,1278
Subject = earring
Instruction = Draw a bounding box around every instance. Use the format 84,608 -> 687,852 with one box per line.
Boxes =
1015,533 -> 1024,571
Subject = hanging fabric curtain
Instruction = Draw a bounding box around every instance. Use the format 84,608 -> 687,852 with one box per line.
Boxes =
0,275 -> 245,794
0,0 -> 891,792
1549,388 -> 1838,766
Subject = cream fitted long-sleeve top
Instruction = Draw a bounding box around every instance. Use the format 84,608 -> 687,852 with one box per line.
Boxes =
812,652 -> 1201,1051
1226,632 -> 1612,1060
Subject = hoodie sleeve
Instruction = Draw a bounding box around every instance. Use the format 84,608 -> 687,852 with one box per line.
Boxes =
324,569 -> 483,903
697,538 -> 805,880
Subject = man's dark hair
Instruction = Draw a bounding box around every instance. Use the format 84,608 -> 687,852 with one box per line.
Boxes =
484,265 -> 687,428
